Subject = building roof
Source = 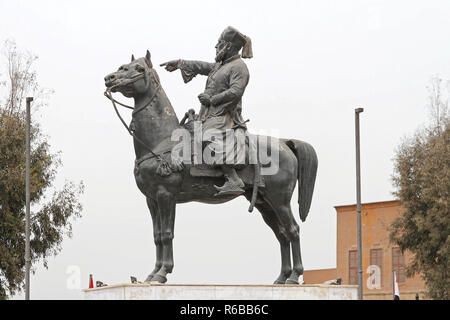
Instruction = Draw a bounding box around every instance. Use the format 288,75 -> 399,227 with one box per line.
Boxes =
334,199 -> 401,212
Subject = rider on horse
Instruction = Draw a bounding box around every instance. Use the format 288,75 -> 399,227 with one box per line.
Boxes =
162,26 -> 253,196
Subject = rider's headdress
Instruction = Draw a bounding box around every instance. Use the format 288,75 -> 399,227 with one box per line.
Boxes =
219,26 -> 253,59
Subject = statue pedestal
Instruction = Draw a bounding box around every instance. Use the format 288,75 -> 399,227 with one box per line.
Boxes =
83,283 -> 357,300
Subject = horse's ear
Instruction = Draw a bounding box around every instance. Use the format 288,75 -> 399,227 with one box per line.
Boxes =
131,54 -> 135,62
145,50 -> 152,67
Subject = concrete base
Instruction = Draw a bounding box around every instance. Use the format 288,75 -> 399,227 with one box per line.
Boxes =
83,283 -> 357,300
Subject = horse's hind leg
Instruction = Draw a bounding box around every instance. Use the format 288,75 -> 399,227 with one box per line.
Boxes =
286,220 -> 303,284
246,194 -> 292,284
144,197 -> 163,282
270,199 -> 304,285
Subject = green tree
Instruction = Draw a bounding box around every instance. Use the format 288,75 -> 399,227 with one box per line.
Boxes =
0,39 -> 84,299
390,76 -> 450,300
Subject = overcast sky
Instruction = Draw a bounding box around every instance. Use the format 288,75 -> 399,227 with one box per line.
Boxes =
1,0 -> 449,299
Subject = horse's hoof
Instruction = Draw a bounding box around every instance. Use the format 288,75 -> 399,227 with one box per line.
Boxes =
285,278 -> 299,285
151,274 -> 167,284
144,274 -> 154,282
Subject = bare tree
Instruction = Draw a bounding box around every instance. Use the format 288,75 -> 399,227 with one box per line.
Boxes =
0,39 -> 52,116
426,75 -> 449,134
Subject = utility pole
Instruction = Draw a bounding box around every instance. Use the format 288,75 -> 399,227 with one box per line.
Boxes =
25,97 -> 33,300
355,107 -> 364,300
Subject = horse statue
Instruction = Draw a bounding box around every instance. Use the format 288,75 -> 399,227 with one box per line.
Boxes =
103,51 -> 318,285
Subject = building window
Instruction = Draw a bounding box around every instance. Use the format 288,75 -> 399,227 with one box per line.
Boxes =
392,247 -> 406,283
370,248 -> 383,286
349,250 -> 358,285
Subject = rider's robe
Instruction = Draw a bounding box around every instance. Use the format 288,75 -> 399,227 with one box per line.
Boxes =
178,54 -> 250,165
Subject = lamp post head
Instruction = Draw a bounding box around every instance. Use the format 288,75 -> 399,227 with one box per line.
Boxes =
26,97 -> 33,103
355,107 -> 364,113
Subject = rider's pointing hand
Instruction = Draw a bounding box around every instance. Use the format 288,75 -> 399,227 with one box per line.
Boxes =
160,60 -> 180,72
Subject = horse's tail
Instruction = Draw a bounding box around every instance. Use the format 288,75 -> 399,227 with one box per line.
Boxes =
283,139 -> 318,222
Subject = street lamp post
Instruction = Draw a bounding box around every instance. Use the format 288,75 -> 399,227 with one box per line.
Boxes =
355,107 -> 364,300
25,97 -> 33,300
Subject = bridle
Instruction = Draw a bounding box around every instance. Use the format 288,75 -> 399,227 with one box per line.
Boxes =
103,67 -> 167,165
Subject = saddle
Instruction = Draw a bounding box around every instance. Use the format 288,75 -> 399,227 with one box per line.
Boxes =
181,114 -> 264,188
135,115 -> 264,189
189,164 -> 264,188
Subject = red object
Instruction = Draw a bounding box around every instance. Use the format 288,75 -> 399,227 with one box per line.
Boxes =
89,274 -> 94,289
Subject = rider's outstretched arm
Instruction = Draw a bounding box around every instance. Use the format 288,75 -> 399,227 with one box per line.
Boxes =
161,59 -> 215,83
179,60 -> 215,76
178,60 -> 215,83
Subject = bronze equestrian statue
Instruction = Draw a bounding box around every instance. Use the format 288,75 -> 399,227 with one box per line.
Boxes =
103,26 -> 318,285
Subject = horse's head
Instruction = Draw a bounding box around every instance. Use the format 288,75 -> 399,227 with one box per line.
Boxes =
104,50 -> 154,98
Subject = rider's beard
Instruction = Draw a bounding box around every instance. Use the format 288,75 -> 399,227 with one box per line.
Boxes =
215,46 -> 229,62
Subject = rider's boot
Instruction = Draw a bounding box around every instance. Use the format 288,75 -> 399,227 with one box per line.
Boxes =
214,165 -> 245,196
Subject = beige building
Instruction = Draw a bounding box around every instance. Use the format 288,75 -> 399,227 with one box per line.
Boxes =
303,200 -> 427,299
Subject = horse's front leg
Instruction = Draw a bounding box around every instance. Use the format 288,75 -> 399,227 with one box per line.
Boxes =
144,197 -> 162,282
151,188 -> 176,284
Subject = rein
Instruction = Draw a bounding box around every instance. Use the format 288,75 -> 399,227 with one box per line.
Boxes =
104,69 -> 166,164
